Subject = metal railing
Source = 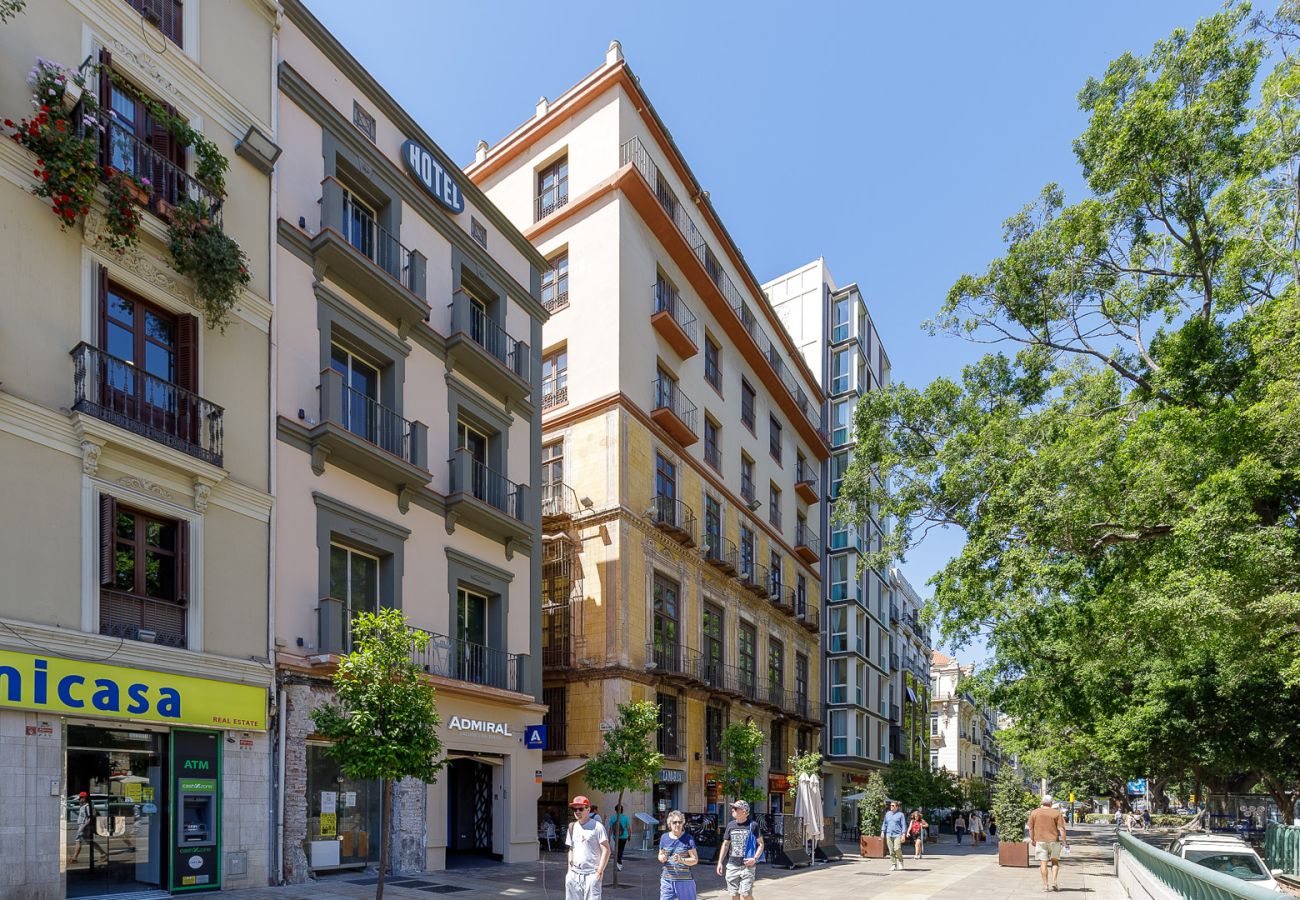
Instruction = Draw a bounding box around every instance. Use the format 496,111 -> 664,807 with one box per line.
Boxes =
747,562 -> 770,596
620,137 -> 823,437
410,629 -> 526,694
77,100 -> 222,225
450,290 -> 530,381
763,678 -> 787,710
795,460 -> 819,493
543,290 -> 570,314
789,692 -> 821,722
541,481 -> 581,520
99,589 -> 186,648
542,604 -> 572,668
650,493 -> 696,539
738,556 -> 763,591
651,376 -> 698,437
653,281 -> 698,346
320,177 -> 426,297
657,701 -> 686,760
317,368 -> 423,467
702,534 -> 738,570
1265,824 -> 1300,877
448,448 -> 523,520
1115,829 -> 1281,900
770,580 -> 794,612
542,385 -> 568,410
795,522 -> 821,555
535,191 -> 569,221
736,667 -> 760,702
796,599 -> 820,632
645,641 -> 701,681
72,343 -> 224,467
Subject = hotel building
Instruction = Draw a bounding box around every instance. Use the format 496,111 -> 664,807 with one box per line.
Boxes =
930,650 -> 1002,798
272,0 -> 549,878
764,258 -> 901,835
468,42 -> 828,824
0,1 -> 277,896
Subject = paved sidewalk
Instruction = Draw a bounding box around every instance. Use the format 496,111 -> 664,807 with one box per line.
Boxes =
224,827 -> 1125,900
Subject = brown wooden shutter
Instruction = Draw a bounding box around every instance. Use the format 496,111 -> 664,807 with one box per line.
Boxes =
175,314 -> 199,391
99,493 -> 116,586
148,103 -> 173,204
97,265 -> 110,349
97,50 -> 113,170
175,519 -> 189,605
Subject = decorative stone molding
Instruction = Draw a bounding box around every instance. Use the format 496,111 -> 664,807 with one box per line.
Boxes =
84,211 -> 194,308
117,476 -> 175,501
80,440 -> 103,476
110,39 -> 185,101
192,478 -> 213,514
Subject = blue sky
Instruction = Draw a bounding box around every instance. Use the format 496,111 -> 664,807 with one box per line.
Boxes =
305,0 -> 1233,662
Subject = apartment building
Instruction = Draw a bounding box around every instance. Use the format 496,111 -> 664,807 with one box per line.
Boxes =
930,651 -> 1002,799
468,42 -> 827,825
890,567 -> 932,764
764,259 -> 895,835
0,1 -> 277,896
271,0 -> 549,878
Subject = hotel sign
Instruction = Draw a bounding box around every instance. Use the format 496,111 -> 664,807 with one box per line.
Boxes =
447,715 -> 512,736
402,139 -> 465,214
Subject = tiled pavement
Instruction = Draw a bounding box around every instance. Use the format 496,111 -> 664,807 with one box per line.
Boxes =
223,826 -> 1127,900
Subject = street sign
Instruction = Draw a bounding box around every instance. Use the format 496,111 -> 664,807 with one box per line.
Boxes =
1127,779 -> 1147,795
524,725 -> 547,750
1068,793 -> 1075,803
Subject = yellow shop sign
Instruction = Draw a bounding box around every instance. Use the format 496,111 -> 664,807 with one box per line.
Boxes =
0,649 -> 266,730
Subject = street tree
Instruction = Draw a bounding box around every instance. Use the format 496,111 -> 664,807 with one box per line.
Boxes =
719,721 -> 766,810
884,759 -> 961,812
583,699 -> 663,887
310,608 -> 444,900
840,3 -> 1300,816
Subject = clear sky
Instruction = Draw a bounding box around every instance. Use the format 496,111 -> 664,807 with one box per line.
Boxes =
304,0 -> 1233,662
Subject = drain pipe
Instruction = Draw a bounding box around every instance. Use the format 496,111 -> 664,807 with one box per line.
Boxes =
276,682 -> 287,883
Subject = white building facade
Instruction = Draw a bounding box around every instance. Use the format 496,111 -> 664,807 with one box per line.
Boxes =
930,651 -> 1002,799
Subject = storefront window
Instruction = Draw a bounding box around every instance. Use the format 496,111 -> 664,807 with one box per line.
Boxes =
306,742 -> 381,867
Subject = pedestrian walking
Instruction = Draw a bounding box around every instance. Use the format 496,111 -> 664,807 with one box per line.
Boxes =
716,799 -> 763,900
1141,808 -> 1151,831
1027,795 -> 1070,893
658,810 -> 698,900
954,812 -> 967,844
971,810 -> 985,844
70,793 -> 106,863
908,810 -> 929,860
988,812 -> 997,838
882,800 -> 907,871
565,795 -> 610,900
611,805 -> 631,871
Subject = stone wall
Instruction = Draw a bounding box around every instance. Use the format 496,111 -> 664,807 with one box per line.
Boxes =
0,711 -> 62,900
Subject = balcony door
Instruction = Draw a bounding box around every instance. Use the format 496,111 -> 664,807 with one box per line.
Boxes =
652,574 -> 679,670
738,622 -> 757,696
330,344 -> 381,446
702,603 -> 723,686
100,285 -> 180,421
654,453 -> 676,524
457,421 -> 491,503
329,543 -> 379,649
541,441 -> 563,516
456,588 -> 489,684
99,58 -> 186,205
340,184 -> 378,262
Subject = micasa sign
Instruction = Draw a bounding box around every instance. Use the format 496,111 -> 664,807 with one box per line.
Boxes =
0,649 -> 267,730
402,139 -> 465,214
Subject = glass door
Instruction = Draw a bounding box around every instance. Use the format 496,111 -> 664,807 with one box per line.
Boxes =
457,422 -> 490,503
330,345 -> 380,446
456,588 -> 488,684
329,543 -> 379,649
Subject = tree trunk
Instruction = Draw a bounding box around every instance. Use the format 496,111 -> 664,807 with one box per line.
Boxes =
377,777 -> 393,900
1149,776 -> 1168,814
609,788 -> 626,888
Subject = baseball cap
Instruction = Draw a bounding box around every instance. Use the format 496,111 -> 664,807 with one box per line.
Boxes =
78,791 -> 88,799
731,800 -> 750,812
570,795 -> 591,809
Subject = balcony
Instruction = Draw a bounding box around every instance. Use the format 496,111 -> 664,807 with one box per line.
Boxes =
890,602 -> 900,624
769,581 -> 796,616
445,448 -> 531,549
650,494 -> 696,547
788,692 -> 822,724
543,289 -> 570,314
308,368 -> 430,495
794,523 -> 821,565
796,599 -> 820,634
702,534 -> 738,575
794,461 -> 819,505
700,660 -> 740,697
541,385 -> 568,411
542,602 -> 573,669
736,669 -> 760,703
72,343 -> 224,467
446,290 -> 531,405
309,177 -> 429,327
737,558 -> 763,594
535,190 -> 569,222
541,481 -> 580,530
657,703 -> 686,760
619,138 -> 825,439
762,680 -> 787,712
649,377 -> 698,446
411,629 -> 527,694
651,281 -> 698,358
100,589 -> 186,648
646,641 -> 701,685
744,562 -> 770,599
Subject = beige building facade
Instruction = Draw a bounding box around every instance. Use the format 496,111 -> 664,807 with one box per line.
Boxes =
272,0 -> 548,880
0,1 -> 277,897
469,43 -> 827,832
930,650 -> 1002,801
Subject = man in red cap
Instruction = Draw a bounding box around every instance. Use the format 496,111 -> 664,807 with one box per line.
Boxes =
71,792 -> 105,863
565,795 -> 610,899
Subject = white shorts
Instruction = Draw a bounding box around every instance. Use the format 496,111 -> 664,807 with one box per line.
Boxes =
566,869 -> 602,900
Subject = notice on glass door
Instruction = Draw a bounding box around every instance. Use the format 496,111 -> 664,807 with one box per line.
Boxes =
321,791 -> 337,814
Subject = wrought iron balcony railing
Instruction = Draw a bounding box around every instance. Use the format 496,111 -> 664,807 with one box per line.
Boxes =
317,368 -> 424,469
320,176 -> 426,297
650,493 -> 696,544
650,376 -> 698,443
72,342 -> 224,467
410,628 -> 526,693
448,448 -> 523,521
449,290 -> 530,382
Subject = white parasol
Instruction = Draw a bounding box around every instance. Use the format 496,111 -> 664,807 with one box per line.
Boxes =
795,773 -> 824,850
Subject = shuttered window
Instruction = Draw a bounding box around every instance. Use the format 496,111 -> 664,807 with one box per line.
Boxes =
99,496 -> 189,647
98,51 -> 187,205
122,0 -> 184,47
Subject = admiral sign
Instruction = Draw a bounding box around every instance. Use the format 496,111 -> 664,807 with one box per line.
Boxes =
447,715 -> 512,736
402,139 -> 465,214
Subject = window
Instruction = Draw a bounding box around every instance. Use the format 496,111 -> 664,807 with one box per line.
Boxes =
541,348 -> 568,410
856,712 -> 865,757
795,652 -> 809,704
796,512 -> 810,547
704,335 -> 722,391
855,609 -> 866,656
769,550 -> 783,596
705,703 -> 727,763
930,752 -> 940,769
769,414 -> 782,464
543,686 -> 567,752
770,721 -> 786,770
797,728 -> 810,755
738,621 -> 757,693
541,441 -> 564,517
830,451 -> 850,498
740,454 -> 755,503
768,637 -> 785,696
654,452 -> 678,525
99,498 -> 187,646
829,555 -> 849,601
879,722 -> 887,762
740,379 -> 756,432
832,293 -> 851,343
654,366 -> 679,412
769,484 -> 781,530
796,574 -> 807,616
329,543 -> 380,645
704,416 -> 721,471
704,495 -> 722,559
542,253 -> 569,312
828,607 -> 847,653
340,184 -> 379,261
702,602 -> 724,683
830,710 -> 848,756
123,0 -> 183,46
657,692 -> 681,758
536,155 -> 569,219
831,348 -> 854,396
470,217 -> 487,248
330,343 -> 387,449
739,526 -> 755,580
832,398 -> 853,446
829,658 -> 848,705
98,56 -> 190,208
652,574 -> 680,661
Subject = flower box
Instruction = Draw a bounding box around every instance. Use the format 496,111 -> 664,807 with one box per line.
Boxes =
61,81 -> 83,111
858,835 -> 886,858
998,840 -> 1030,867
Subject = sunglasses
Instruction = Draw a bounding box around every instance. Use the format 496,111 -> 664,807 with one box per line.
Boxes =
573,806 -> 589,811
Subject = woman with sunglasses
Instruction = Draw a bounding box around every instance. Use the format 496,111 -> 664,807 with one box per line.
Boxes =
657,810 -> 699,900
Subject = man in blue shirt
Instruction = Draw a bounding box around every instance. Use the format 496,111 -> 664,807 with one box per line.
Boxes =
881,800 -> 907,871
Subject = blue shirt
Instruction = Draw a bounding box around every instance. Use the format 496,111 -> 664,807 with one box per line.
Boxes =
882,810 -> 907,837
659,832 -> 696,880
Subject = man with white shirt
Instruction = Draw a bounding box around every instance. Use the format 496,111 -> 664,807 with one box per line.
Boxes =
565,795 -> 611,900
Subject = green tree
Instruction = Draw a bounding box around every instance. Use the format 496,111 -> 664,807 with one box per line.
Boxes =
840,3 -> 1300,817
310,609 -> 444,900
719,721 -> 765,809
991,768 -> 1036,843
857,771 -> 890,835
0,1 -> 26,24
884,759 -> 962,812
583,699 -> 663,888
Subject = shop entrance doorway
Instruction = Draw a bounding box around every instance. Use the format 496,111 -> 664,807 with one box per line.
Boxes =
65,724 -> 167,898
447,757 -> 497,861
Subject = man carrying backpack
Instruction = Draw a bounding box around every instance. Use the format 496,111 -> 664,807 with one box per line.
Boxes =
715,799 -> 763,900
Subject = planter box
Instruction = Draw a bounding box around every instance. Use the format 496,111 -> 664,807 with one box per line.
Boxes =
859,835 -> 886,858
998,840 -> 1030,867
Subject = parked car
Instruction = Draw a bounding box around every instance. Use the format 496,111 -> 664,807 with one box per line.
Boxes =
1168,834 -> 1283,892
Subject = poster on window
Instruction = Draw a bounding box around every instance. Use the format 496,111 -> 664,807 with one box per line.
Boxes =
321,791 -> 337,814
320,812 -> 337,837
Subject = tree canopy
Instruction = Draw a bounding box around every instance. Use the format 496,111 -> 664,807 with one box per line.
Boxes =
840,1 -> 1300,816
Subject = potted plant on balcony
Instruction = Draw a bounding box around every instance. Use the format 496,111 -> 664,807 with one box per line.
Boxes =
168,199 -> 250,331
857,771 -> 889,858
101,168 -> 146,251
992,767 -> 1034,867
3,58 -> 99,230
